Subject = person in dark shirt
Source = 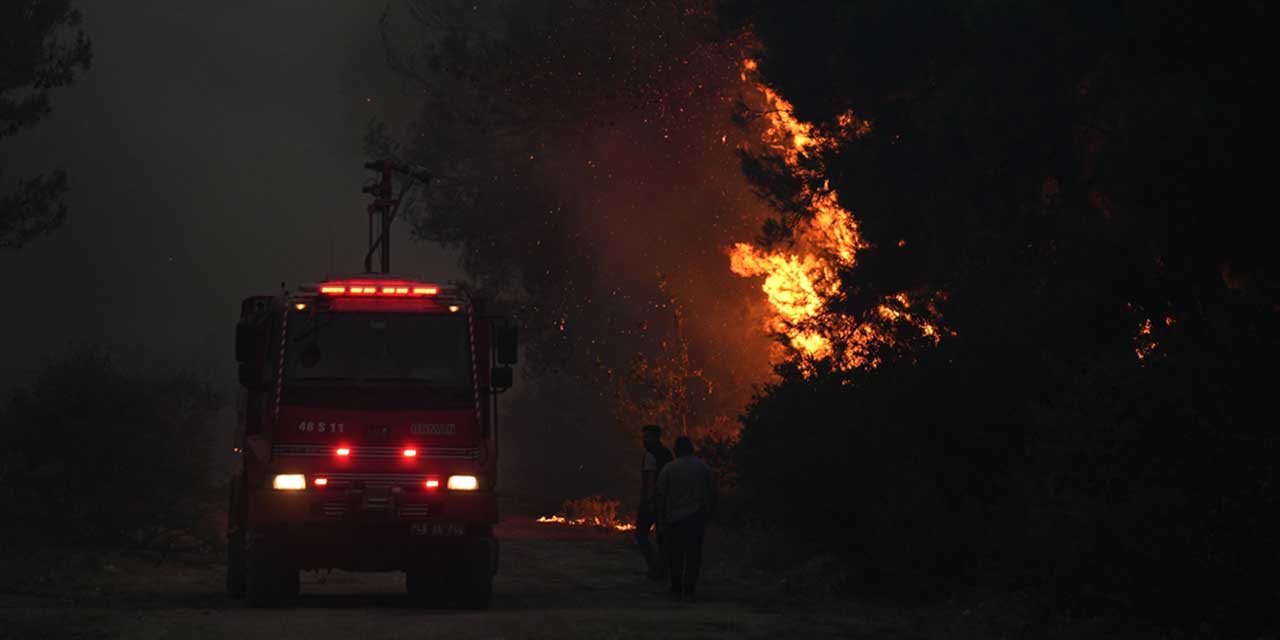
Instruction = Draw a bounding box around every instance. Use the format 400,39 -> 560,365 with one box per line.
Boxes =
636,424 -> 673,580
655,435 -> 716,602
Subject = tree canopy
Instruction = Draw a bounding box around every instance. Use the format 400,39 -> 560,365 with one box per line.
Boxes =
723,1 -> 1280,631
1,0 -> 93,249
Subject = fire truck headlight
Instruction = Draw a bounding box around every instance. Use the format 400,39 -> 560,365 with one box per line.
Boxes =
446,475 -> 478,491
272,474 -> 307,490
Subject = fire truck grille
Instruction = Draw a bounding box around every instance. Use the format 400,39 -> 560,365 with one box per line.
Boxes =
398,504 -> 432,518
321,502 -> 348,517
272,444 -> 479,460
319,472 -> 427,487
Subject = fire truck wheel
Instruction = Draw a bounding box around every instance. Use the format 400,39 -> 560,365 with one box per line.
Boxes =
226,530 -> 246,598
404,567 -> 444,605
226,480 -> 247,598
244,554 -> 296,607
458,573 -> 492,610
280,567 -> 300,600
457,545 -> 494,609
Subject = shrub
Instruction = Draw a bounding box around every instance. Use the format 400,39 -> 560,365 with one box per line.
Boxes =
0,346 -> 223,548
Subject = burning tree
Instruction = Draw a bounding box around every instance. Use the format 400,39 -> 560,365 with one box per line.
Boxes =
729,58 -> 945,375
377,0 -> 771,447
723,1 -> 1280,631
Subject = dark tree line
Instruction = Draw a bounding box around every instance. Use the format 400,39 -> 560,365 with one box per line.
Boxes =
723,0 -> 1278,633
0,348 -> 224,549
0,0 -> 92,249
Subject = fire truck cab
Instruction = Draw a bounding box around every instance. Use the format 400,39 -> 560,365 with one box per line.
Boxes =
227,275 -> 515,608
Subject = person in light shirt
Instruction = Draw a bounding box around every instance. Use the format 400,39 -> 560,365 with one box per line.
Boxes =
655,435 -> 716,602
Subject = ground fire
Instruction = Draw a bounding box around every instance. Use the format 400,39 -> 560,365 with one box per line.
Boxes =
536,496 -> 636,532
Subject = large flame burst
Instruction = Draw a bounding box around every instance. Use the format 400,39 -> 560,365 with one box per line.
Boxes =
730,59 -> 940,372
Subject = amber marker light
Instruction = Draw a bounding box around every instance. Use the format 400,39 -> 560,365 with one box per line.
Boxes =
448,305 -> 460,313
294,303 -> 307,311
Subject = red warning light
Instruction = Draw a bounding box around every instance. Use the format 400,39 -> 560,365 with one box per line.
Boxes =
314,478 -> 329,487
424,478 -> 440,490
335,447 -> 351,457
402,448 -> 418,458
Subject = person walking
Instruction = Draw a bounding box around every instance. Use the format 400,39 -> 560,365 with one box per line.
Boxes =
635,424 -> 673,580
655,435 -> 716,602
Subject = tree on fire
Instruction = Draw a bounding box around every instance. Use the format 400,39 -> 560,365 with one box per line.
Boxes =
0,0 -> 92,249
724,0 -> 1279,632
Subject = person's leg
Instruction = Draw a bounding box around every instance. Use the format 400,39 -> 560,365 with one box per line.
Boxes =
683,512 -> 707,600
635,509 -> 656,575
666,520 -> 685,596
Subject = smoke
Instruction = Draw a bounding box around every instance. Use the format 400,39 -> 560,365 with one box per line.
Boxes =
379,1 -> 778,498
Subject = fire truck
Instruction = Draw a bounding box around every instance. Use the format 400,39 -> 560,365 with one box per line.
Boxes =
225,161 -> 516,608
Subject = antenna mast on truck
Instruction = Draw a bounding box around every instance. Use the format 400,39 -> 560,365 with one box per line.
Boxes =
362,160 -> 432,274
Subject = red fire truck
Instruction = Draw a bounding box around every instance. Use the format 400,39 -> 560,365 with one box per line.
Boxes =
226,162 -> 516,607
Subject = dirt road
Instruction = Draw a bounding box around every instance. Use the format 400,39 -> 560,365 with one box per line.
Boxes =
1,517 -> 921,640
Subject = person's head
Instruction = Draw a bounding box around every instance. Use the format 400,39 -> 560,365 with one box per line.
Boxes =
673,436 -> 694,457
641,424 -> 662,449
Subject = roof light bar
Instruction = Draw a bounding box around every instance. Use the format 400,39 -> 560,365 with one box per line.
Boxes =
316,282 -> 441,297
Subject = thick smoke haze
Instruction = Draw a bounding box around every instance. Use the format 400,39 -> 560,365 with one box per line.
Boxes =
377,2 -> 785,499
0,1 -> 788,503
0,3 -> 462,375
0,2 -> 463,477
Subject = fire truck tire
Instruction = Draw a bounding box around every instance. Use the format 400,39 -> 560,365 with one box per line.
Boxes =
458,573 -> 492,610
404,567 -> 445,604
226,531 -> 246,598
244,553 -> 297,607
225,481 -> 247,598
458,544 -> 494,609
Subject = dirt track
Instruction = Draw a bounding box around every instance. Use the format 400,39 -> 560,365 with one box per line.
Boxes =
0,518 -> 915,640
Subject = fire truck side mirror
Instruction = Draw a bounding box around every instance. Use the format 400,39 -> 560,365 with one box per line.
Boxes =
235,322 -> 258,363
237,362 -> 265,390
235,322 -> 268,390
496,327 -> 518,365
490,366 -> 513,391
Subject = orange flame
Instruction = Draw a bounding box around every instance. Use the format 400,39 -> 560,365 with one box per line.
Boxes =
536,514 -> 636,532
730,59 -> 940,372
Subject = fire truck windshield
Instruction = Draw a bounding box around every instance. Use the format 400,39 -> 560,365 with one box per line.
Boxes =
284,311 -> 472,390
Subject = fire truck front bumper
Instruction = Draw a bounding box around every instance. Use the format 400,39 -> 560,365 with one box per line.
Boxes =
246,490 -> 498,571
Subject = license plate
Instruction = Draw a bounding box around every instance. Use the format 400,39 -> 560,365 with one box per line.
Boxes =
411,522 -> 465,536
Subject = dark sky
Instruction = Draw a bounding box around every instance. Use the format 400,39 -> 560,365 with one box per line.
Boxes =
0,1 -> 461,385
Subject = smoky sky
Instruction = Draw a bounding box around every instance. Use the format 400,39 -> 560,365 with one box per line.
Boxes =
0,1 -> 786,503
0,1 -> 461,384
